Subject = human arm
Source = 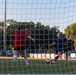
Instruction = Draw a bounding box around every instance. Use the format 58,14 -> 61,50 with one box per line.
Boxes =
48,42 -> 55,48
50,42 -> 55,46
24,32 -> 35,42
27,36 -> 35,42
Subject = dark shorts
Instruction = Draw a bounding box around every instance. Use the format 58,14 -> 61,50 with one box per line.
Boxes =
55,50 -> 58,54
64,47 -> 72,52
14,47 -> 25,55
58,49 -> 63,52
56,48 -> 63,52
14,47 -> 25,50
68,48 -> 72,51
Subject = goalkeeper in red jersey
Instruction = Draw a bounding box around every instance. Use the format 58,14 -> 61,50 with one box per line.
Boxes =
13,25 -> 35,65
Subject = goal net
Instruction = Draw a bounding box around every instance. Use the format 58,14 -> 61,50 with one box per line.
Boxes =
0,0 -> 76,75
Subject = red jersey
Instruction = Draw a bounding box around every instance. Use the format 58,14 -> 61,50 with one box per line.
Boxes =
13,30 -> 29,48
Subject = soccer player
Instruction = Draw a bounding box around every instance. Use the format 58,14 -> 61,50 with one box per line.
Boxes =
63,36 -> 68,60
49,32 -> 64,64
66,36 -> 74,62
13,25 -> 35,65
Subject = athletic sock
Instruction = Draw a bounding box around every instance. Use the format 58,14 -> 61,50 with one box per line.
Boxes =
24,57 -> 29,64
68,56 -> 71,62
13,55 -> 17,62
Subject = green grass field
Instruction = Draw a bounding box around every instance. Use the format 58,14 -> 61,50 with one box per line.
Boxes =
0,58 -> 76,74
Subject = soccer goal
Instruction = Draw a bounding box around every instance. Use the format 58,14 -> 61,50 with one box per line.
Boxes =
0,0 -> 76,75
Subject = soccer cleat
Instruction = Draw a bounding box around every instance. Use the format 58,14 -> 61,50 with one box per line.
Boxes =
51,61 -> 56,64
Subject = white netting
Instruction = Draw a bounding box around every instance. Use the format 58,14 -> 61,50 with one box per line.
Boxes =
0,0 -> 76,74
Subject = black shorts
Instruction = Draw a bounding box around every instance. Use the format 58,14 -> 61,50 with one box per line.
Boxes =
14,47 -> 25,50
55,50 -> 58,54
64,48 -> 72,53
68,48 -> 72,51
14,47 -> 25,55
64,48 -> 68,52
56,47 -> 63,52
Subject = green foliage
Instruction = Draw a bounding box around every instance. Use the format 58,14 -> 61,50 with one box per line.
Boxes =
64,22 -> 76,44
0,19 -> 60,51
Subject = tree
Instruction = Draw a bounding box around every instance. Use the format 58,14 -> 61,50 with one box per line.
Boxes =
0,19 -> 60,52
64,22 -> 76,44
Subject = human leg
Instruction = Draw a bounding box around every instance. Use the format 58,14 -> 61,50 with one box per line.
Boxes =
13,50 -> 18,62
52,51 -> 62,64
23,50 -> 29,65
64,49 -> 68,60
67,50 -> 71,62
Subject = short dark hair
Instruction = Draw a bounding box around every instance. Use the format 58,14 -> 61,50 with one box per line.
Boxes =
57,32 -> 63,38
18,25 -> 23,30
58,32 -> 62,35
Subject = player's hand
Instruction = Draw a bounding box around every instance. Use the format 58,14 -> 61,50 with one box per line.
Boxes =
48,43 -> 54,48
31,38 -> 35,43
48,44 -> 51,48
